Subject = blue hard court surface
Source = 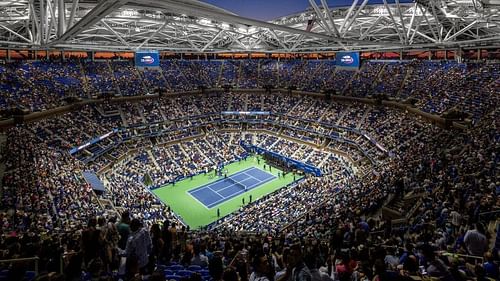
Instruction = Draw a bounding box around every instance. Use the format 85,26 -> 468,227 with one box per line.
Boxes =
188,167 -> 276,208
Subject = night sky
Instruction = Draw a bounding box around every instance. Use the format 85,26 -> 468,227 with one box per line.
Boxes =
202,0 -> 414,21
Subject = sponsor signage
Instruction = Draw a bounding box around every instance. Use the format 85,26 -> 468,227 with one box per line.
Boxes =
221,111 -> 270,115
336,52 -> 360,69
135,50 -> 160,67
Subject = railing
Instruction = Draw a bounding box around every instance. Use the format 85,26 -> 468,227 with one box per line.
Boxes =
0,256 -> 39,275
479,210 -> 500,222
59,251 -> 79,274
440,252 -> 484,265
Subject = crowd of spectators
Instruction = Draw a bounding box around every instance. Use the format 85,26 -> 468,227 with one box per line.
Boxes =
0,63 -> 498,281
2,59 -> 497,122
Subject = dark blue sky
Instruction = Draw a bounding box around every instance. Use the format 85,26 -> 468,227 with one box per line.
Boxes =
203,0 -> 413,21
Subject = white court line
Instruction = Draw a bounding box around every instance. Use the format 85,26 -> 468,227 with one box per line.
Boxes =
215,182 -> 239,195
242,170 -> 276,184
206,186 -> 245,208
190,184 -> 223,199
206,185 -> 224,196
241,171 -> 261,182
191,168 -> 274,208
188,182 -> 225,209
186,189 -> 211,210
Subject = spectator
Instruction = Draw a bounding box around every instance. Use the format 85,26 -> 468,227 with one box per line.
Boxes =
125,218 -> 152,275
464,223 -> 488,257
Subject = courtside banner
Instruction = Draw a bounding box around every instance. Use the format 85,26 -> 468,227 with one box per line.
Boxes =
335,52 -> 360,69
135,50 -> 159,67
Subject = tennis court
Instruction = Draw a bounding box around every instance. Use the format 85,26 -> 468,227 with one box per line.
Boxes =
188,167 -> 276,208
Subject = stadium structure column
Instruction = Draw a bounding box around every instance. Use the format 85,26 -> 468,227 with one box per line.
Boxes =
58,0 -> 66,37
6,49 -> 10,61
456,48 -> 463,63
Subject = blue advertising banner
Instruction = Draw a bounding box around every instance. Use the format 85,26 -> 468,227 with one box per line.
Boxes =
135,50 -> 160,67
69,129 -> 118,155
221,111 -> 270,115
240,141 -> 322,176
336,52 -> 360,69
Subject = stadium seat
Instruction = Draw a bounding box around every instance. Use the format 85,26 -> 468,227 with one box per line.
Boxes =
169,264 -> 184,271
156,264 -> 168,271
165,275 -> 181,281
25,271 -> 36,281
199,269 -> 210,277
188,265 -> 202,271
177,270 -> 195,277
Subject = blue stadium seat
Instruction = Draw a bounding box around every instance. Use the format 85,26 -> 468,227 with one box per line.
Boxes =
165,275 -> 181,281
199,269 -> 210,277
24,271 -> 36,281
156,264 -> 168,271
188,265 -> 202,271
164,269 -> 174,276
177,270 -> 195,277
169,264 -> 184,271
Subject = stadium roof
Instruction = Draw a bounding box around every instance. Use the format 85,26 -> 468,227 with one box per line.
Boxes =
0,0 -> 498,53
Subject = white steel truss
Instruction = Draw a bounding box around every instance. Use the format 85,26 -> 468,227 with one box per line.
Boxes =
0,0 -> 498,53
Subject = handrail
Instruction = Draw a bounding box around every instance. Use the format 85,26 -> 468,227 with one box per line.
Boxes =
59,251 -> 79,274
439,252 -> 484,264
479,210 -> 500,217
0,256 -> 39,275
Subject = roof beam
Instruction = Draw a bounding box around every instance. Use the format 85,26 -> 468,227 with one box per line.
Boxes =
395,0 -> 408,44
382,0 -> 405,44
133,0 -> 374,45
308,0 -> 334,36
0,23 -> 31,43
68,0 -> 80,30
320,0 -> 341,37
136,18 -> 171,50
308,0 -> 347,50
444,20 -> 478,42
101,20 -> 129,47
269,29 -> 290,52
50,0 -> 127,45
201,29 -> 224,52
342,0 -> 369,37
340,0 -> 359,33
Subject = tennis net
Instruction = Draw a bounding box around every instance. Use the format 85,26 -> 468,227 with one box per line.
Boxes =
227,176 -> 248,191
